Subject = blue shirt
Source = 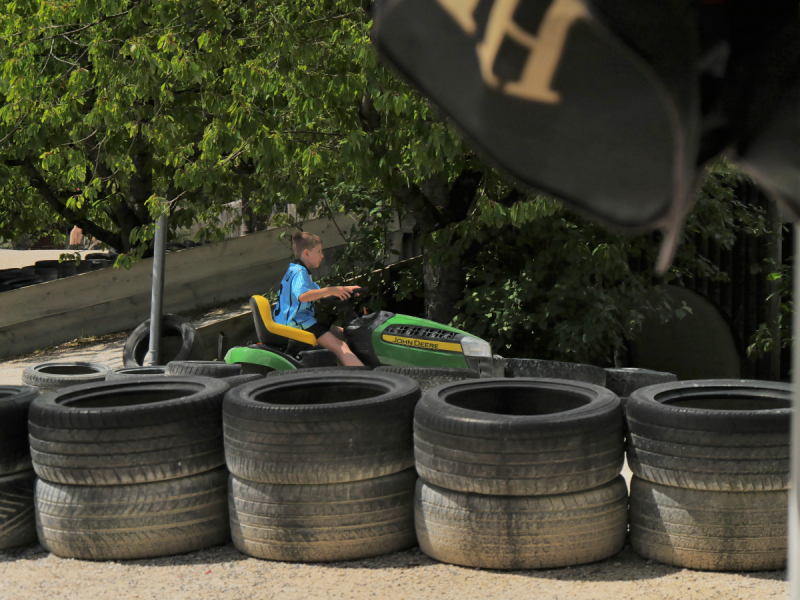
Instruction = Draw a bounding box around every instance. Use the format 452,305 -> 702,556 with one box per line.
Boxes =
273,260 -> 320,329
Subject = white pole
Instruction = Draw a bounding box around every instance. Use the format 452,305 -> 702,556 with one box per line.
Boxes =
144,214 -> 168,366
790,227 -> 799,598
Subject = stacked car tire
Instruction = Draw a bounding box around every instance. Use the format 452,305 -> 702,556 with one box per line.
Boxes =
604,367 -> 677,413
0,256 -> 117,294
503,358 -> 607,386
604,367 -> 677,438
223,371 -> 421,562
30,376 -> 231,560
413,378 -> 628,569
627,379 -> 791,571
374,366 -> 479,393
22,362 -> 111,391
0,386 -> 39,550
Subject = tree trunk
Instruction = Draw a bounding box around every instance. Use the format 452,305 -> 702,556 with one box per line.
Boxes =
394,170 -> 481,324
423,248 -> 465,324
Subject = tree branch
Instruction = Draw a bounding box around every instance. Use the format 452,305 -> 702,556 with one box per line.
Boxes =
20,159 -> 123,249
444,169 -> 482,223
393,183 -> 443,233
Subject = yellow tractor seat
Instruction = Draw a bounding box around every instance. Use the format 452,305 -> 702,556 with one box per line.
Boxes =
249,295 -> 318,347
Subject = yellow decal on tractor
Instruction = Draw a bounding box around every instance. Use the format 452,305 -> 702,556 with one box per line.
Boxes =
381,335 -> 463,353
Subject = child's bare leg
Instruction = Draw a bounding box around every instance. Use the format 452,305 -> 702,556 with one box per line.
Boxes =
317,332 -> 364,367
329,325 -> 346,341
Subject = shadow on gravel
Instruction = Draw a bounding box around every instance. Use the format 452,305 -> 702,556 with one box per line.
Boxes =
113,543 -> 250,568
318,545 -> 674,581
319,547 -> 437,570
737,571 -> 787,582
1,542 -> 250,567
0,544 -> 49,563
504,545 -> 681,582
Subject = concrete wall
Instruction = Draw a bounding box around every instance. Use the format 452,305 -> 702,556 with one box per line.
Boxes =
0,216 -> 360,359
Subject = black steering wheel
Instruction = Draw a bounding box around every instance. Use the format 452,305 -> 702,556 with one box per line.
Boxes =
320,287 -> 369,325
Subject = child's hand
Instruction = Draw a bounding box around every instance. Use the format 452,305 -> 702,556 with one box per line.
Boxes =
329,286 -> 353,300
345,286 -> 362,296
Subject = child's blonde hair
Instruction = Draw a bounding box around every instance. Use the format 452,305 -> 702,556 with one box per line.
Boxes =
292,230 -> 322,258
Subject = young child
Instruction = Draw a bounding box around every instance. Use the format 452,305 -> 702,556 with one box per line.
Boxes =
273,231 -> 364,367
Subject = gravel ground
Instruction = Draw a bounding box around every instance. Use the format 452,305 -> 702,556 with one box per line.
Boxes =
0,541 -> 786,600
0,282 -> 789,600
0,332 -> 127,385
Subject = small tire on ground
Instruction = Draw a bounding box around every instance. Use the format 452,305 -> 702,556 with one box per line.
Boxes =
626,380 -> 791,491
604,368 -> 677,399
629,476 -> 787,571
416,476 -> 628,570
166,361 -> 242,378
0,471 -> 37,550
35,467 -> 230,560
230,469 -> 417,562
504,358 -> 606,386
105,366 -> 168,380
223,371 -> 420,484
122,314 -> 203,368
414,378 -> 624,496
0,386 -> 39,476
374,366 -> 479,393
21,362 -> 111,390
28,376 -> 229,485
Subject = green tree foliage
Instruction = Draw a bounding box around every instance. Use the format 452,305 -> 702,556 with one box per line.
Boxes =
1,1 -> 776,364
328,161 -> 771,365
0,0 -> 471,258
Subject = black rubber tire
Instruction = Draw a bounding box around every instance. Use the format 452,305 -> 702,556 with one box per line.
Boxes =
57,262 -> 77,278
223,371 -> 420,484
0,268 -> 22,281
21,362 -> 111,391
604,368 -> 677,399
32,266 -> 58,282
166,360 -> 242,378
626,380 -> 791,491
265,367 -> 374,377
122,314 -> 202,368
230,469 -> 417,562
629,476 -> 786,571
92,260 -> 114,270
105,366 -> 168,380
35,467 -> 230,560
504,358 -> 607,386
374,366 -> 479,393
222,373 -> 264,389
0,471 -> 37,550
28,376 -> 229,485
34,260 -> 76,278
414,378 -> 623,496
0,276 -> 42,292
0,386 -> 39,476
416,476 -> 628,570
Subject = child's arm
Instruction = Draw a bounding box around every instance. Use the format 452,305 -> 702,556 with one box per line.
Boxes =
299,286 -> 359,302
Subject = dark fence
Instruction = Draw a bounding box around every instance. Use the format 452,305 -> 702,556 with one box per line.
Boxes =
679,182 -> 789,381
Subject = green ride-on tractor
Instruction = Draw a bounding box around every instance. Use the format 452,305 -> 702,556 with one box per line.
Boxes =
223,288 -> 494,376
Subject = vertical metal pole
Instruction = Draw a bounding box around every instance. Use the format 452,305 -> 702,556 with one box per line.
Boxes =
144,214 -> 168,366
790,226 -> 799,599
